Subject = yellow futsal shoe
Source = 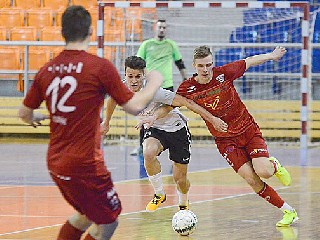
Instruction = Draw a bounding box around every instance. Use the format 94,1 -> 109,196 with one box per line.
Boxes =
178,201 -> 189,211
146,194 -> 166,212
276,209 -> 299,227
270,157 -> 292,186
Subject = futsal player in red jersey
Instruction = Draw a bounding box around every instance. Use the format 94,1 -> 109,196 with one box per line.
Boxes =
176,46 -> 299,227
18,5 -> 163,240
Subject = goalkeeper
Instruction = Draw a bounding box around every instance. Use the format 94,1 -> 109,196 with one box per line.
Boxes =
130,19 -> 187,156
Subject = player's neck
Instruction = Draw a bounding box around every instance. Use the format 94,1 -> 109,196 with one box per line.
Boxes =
65,42 -> 89,51
195,76 -> 211,84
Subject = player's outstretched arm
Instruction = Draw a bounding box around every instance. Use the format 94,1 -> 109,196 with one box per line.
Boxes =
135,105 -> 173,129
172,94 -> 228,132
245,46 -> 287,70
18,104 -> 49,128
101,97 -> 117,135
122,70 -> 163,116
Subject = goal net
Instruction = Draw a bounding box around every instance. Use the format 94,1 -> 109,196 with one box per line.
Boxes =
97,1 -> 313,162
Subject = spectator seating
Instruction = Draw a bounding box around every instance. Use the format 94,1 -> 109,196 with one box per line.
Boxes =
0,47 -> 21,80
0,26 -> 7,40
312,49 -> 320,73
9,26 -> 38,41
42,0 -> 69,10
21,48 -> 51,71
14,0 -> 40,9
39,26 -> 63,41
0,0 -> 10,8
71,0 -> 97,9
26,8 -> 54,28
0,8 -> 25,28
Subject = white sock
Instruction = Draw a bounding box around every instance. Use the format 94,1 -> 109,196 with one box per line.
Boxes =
148,172 -> 165,196
280,202 -> 294,212
177,189 -> 188,206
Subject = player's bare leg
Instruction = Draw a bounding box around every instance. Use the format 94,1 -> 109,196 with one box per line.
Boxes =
237,161 -> 298,226
173,162 -> 190,210
83,220 -> 118,240
143,137 -> 166,211
252,156 -> 292,186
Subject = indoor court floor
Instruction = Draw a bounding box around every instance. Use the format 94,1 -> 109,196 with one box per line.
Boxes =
0,140 -> 319,240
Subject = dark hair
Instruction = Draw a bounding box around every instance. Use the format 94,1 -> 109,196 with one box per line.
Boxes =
157,19 -> 166,23
62,5 -> 91,43
125,56 -> 146,71
193,46 -> 212,61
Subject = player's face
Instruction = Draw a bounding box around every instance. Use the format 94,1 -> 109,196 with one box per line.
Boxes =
155,22 -> 167,39
125,67 -> 145,92
193,55 -> 213,83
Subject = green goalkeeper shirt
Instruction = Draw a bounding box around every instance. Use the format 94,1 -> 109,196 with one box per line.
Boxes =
137,38 -> 183,89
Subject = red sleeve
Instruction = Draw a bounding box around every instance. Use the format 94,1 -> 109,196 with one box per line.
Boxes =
23,74 -> 44,109
176,81 -> 190,98
217,60 -> 246,82
99,60 -> 134,105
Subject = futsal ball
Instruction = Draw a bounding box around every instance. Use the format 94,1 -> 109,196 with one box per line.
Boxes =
172,210 -> 198,236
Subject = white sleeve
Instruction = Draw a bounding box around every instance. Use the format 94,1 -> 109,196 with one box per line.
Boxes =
153,88 -> 175,105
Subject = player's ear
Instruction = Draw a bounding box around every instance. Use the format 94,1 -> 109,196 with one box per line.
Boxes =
89,26 -> 93,36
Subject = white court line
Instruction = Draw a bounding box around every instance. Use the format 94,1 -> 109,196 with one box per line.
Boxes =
0,189 -> 268,237
0,186 -> 24,190
0,167 -> 295,236
0,215 -> 67,218
0,224 -> 62,236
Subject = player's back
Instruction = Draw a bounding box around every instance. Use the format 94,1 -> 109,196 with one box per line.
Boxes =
36,50 -> 121,176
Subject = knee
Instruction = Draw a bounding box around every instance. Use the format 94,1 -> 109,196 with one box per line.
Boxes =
89,220 -> 119,240
254,168 -> 271,179
69,212 -> 92,231
252,157 -> 274,179
143,148 -> 158,162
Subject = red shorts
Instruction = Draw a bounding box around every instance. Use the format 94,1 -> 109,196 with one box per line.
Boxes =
50,171 -> 122,224
215,123 -> 269,172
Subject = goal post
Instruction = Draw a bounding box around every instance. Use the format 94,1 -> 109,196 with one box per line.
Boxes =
97,1 -> 311,165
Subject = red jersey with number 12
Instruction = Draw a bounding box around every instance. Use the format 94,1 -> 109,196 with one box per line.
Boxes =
177,60 -> 256,138
23,50 -> 134,177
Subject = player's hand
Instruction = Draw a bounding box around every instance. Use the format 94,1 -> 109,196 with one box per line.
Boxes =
100,120 -> 110,135
271,46 -> 286,61
31,112 -> 49,128
135,115 -> 156,129
209,116 -> 228,132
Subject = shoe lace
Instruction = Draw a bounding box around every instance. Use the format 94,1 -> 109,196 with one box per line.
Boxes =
151,195 -> 162,204
179,205 -> 188,210
283,210 -> 295,221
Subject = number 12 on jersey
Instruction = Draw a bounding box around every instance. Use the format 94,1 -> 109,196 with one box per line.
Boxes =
46,76 -> 77,114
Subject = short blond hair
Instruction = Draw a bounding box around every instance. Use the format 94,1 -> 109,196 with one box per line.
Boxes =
193,46 -> 212,62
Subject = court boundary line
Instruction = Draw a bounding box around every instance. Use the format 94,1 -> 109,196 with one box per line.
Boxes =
0,186 -> 291,236
0,166 -> 299,236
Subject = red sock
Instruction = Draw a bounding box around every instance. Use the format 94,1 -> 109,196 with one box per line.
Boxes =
57,221 -> 85,240
83,234 -> 96,240
257,183 -> 284,208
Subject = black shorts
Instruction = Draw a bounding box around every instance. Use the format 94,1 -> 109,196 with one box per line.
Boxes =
143,126 -> 191,164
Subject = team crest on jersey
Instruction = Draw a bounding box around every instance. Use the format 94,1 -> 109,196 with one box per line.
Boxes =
216,74 -> 225,83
